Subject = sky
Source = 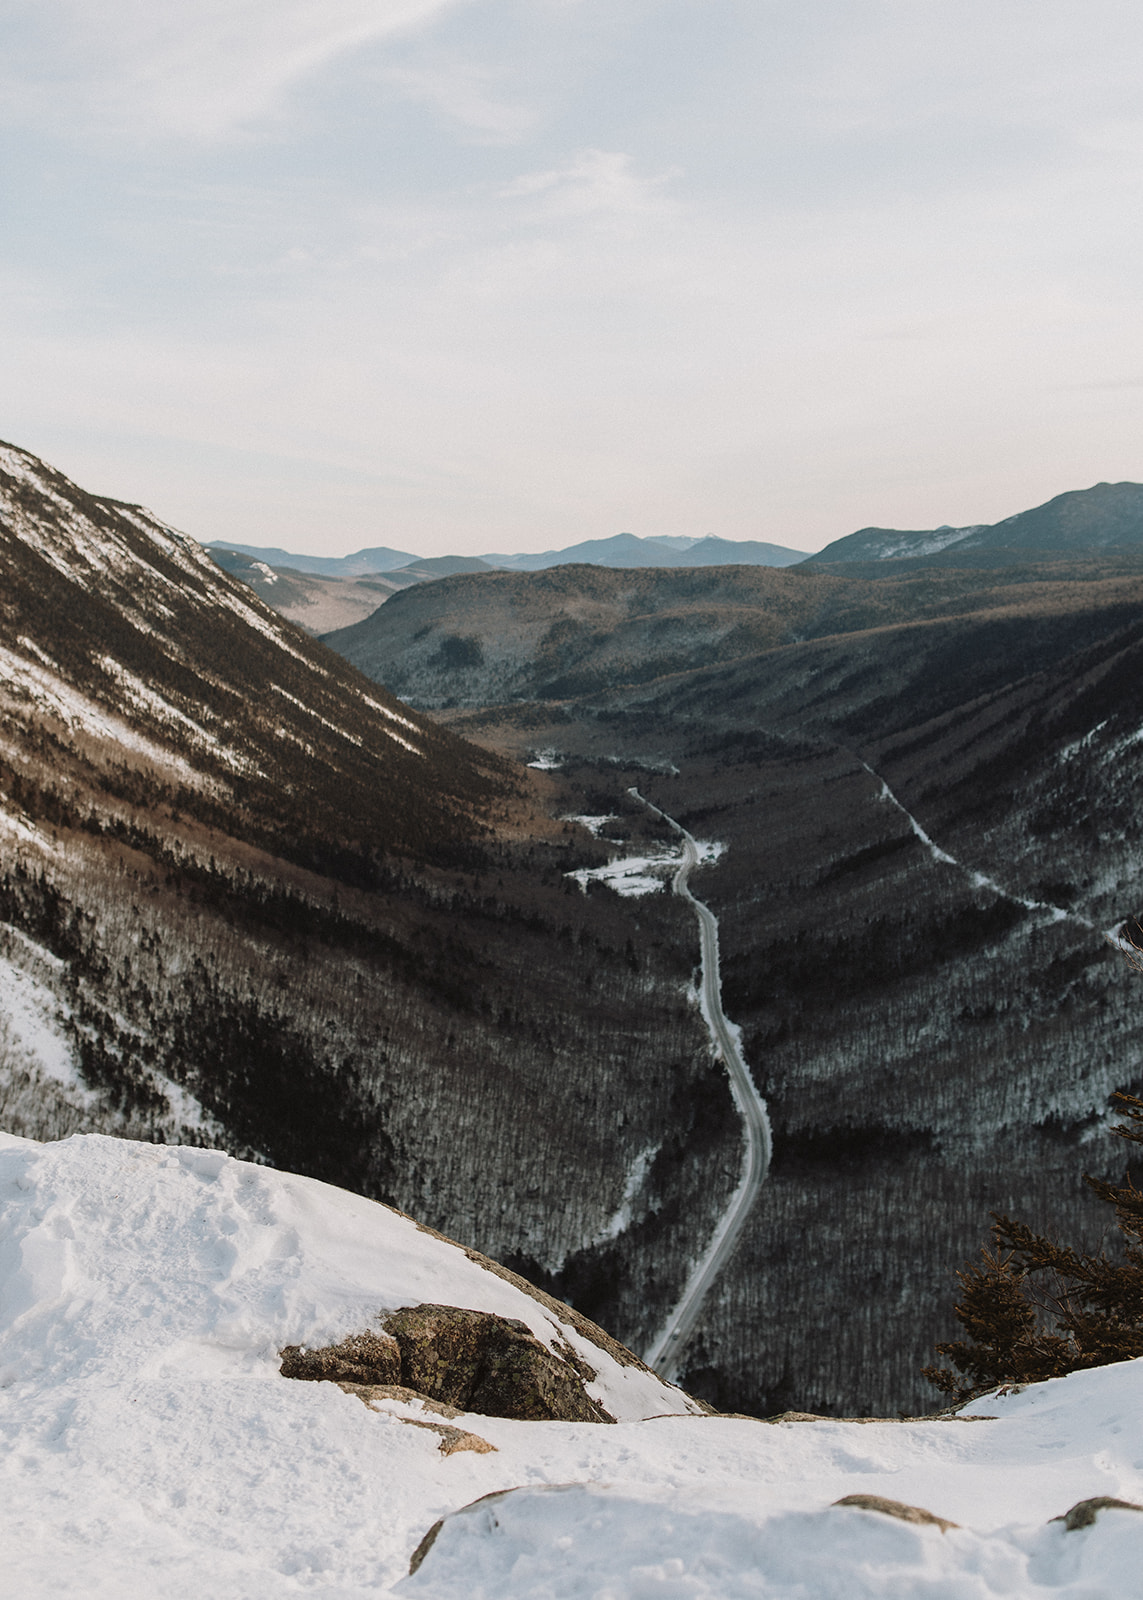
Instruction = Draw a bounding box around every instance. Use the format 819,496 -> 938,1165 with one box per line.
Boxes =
3,0 -> 1143,558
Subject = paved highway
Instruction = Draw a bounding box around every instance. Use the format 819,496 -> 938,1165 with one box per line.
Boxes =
632,790 -> 773,1381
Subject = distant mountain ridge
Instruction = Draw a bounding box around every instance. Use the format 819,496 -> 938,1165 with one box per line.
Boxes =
488,532 -> 808,570
321,553 -> 1143,711
208,529 -> 808,577
206,541 -> 418,576
210,481 -> 1143,595
807,481 -> 1143,565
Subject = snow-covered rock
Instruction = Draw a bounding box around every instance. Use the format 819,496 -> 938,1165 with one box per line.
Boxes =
3,1130 -> 1143,1597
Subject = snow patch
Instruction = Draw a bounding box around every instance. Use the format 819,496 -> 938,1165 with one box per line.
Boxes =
96,655 -> 249,773
359,693 -> 423,737
567,835 -> 725,897
867,764 -> 1095,932
3,1131 -> 1143,1596
0,936 -> 86,1100
272,683 -> 423,757
593,1144 -> 658,1246
0,643 -> 207,787
867,524 -> 984,560
561,813 -> 617,835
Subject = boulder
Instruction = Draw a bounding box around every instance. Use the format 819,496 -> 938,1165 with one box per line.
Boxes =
382,1303 -> 614,1422
279,1304 -> 614,1423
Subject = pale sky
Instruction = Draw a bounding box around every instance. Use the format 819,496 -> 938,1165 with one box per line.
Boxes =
3,0 -> 1143,557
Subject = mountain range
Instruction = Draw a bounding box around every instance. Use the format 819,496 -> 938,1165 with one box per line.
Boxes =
211,480 -> 1143,638
6,439 -> 1143,1420
808,480 -> 1143,566
208,529 -> 809,579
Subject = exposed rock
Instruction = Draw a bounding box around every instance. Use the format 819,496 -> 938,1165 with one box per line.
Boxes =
766,1410 -> 995,1425
410,1218 -> 667,1378
279,1331 -> 400,1387
408,1517 -> 446,1575
279,1304 -> 616,1422
1052,1496 -> 1143,1531
336,1381 -> 497,1452
337,1382 -> 463,1419
382,1303 -> 615,1423
401,1418 -> 498,1456
407,1487 -> 533,1576
832,1494 -> 959,1532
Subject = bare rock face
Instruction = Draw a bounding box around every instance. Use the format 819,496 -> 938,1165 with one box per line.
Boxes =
279,1305 -> 614,1423
382,1304 -> 614,1423
279,1330 -> 401,1387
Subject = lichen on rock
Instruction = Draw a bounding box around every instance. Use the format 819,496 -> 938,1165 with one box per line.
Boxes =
279,1303 -> 615,1423
279,1330 -> 400,1387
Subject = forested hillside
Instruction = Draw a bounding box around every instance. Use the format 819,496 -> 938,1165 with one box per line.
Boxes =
384,557 -> 1143,1413
0,442 -> 736,1366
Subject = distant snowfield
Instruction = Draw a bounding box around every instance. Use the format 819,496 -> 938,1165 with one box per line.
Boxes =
2,1130 -> 1142,1597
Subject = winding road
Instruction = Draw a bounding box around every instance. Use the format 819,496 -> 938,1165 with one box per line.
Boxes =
632,759 -> 1122,1382
631,790 -> 773,1381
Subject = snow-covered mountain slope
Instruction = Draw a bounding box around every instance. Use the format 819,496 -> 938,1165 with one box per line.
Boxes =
208,546 -> 408,634
0,439 -> 510,862
4,1130 -> 1141,1598
0,441 -> 731,1391
805,521 -> 987,564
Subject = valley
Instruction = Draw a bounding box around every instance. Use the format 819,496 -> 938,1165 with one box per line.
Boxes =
333,523 -> 1143,1415
4,443 -> 1143,1420
0,442 -> 740,1375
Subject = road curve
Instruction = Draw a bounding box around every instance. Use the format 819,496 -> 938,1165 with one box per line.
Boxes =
631,789 -> 773,1381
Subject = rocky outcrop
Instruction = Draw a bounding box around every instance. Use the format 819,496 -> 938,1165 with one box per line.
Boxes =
338,1386 -> 497,1455
280,1330 -> 400,1387
280,1304 -> 615,1423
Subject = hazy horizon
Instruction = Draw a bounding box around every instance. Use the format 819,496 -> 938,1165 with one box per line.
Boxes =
3,2 -> 1142,558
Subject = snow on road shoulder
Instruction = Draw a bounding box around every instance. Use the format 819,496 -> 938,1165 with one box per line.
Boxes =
563,816 -> 725,897
3,1130 -> 1143,1597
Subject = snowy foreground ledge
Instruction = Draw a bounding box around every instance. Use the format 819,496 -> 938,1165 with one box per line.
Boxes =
3,1132 -> 1142,1598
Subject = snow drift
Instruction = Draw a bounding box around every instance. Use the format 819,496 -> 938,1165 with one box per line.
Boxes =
3,1130 -> 1142,1597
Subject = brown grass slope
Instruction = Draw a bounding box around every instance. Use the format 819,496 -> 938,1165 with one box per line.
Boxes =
322,557 -> 1143,710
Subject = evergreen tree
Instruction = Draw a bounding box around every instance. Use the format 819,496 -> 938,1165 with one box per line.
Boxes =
924,1094 -> 1143,1401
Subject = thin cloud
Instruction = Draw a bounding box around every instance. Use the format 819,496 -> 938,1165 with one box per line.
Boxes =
0,0 -> 469,140
377,58 -> 536,143
499,149 -> 678,218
